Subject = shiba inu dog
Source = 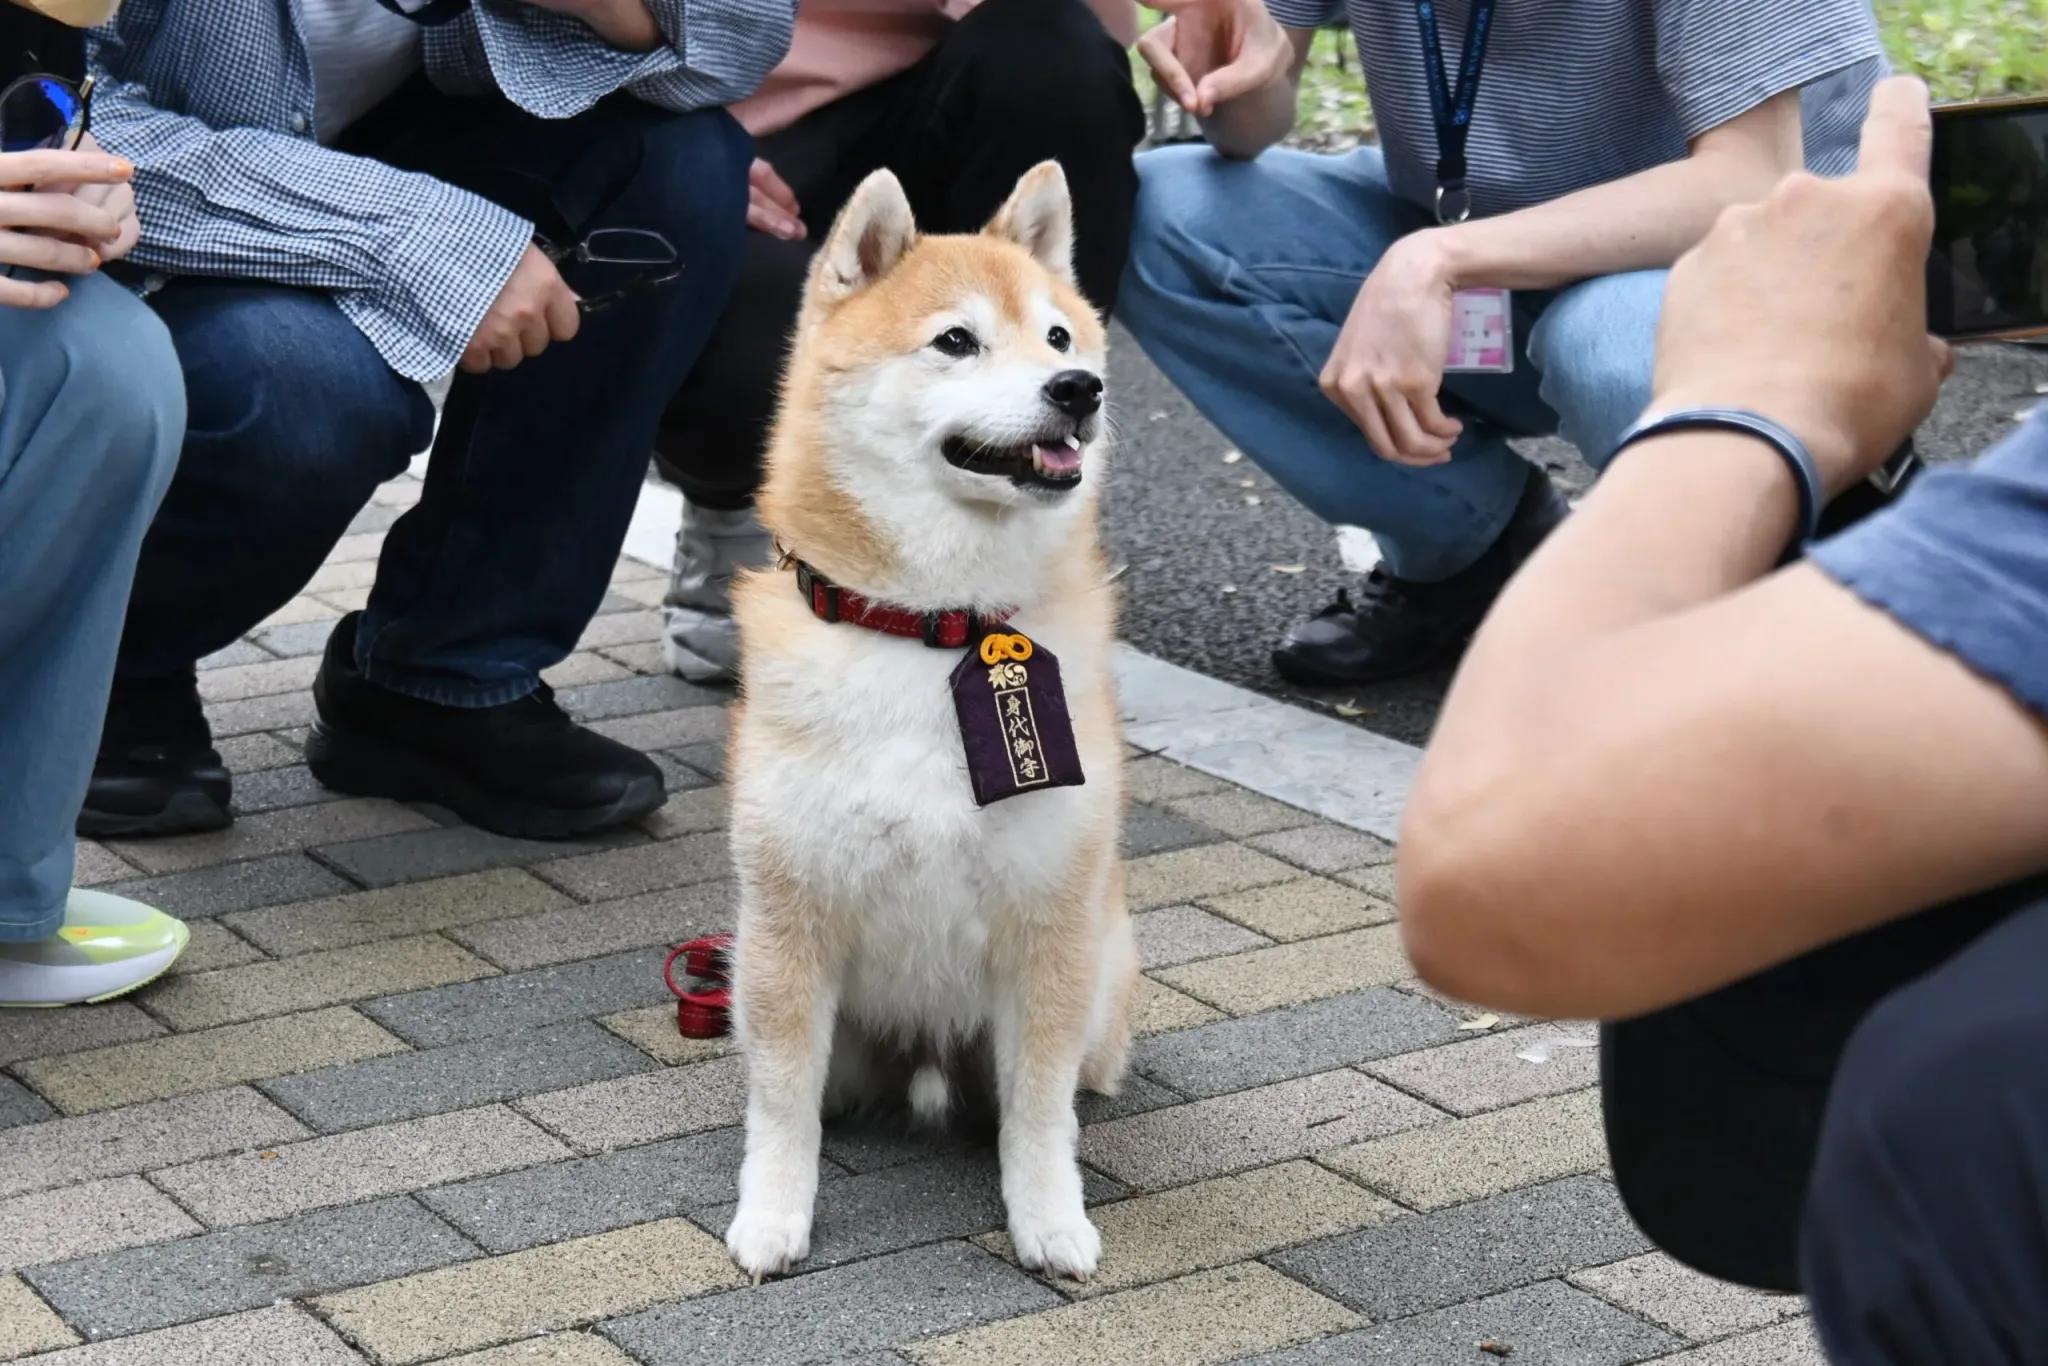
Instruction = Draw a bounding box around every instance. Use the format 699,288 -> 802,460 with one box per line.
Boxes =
722,161 -> 1133,1282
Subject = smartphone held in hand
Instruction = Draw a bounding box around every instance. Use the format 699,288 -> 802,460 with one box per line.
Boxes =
1928,96 -> 2048,342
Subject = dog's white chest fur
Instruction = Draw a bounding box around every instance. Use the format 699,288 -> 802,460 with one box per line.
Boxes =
731,605 -> 1105,1038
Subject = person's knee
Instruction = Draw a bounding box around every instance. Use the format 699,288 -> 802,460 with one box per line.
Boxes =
37,278 -> 186,505
169,287 -> 426,524
622,109 -> 751,279
1531,275 -> 1662,463
1121,146 -> 1239,320
1812,974 -> 2042,1223
955,0 -> 1137,125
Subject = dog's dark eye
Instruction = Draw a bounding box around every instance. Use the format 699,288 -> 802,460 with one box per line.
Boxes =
931,327 -> 979,358
1047,325 -> 1071,353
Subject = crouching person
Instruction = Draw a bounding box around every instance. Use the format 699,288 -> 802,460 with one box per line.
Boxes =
1401,78 -> 2048,1361
2,0 -> 189,1005
80,0 -> 792,840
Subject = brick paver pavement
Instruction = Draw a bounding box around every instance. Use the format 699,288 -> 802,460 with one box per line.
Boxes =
0,475 -> 1822,1364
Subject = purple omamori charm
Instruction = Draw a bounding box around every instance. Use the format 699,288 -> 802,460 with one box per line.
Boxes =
948,633 -> 1085,807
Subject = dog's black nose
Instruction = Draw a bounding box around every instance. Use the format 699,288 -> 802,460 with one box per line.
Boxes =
1043,369 -> 1104,418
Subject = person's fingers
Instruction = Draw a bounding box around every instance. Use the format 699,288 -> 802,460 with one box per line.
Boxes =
492,327 -> 526,370
1857,75 -> 1934,184
1195,42 -> 1286,110
750,159 -> 801,219
0,190 -> 122,244
1138,23 -> 1202,114
1410,386 -> 1464,443
1929,334 -> 1955,381
1323,362 -> 1396,458
0,272 -> 67,308
459,339 -> 494,375
0,228 -> 99,275
0,149 -> 131,188
748,189 -> 803,240
516,304 -> 551,359
1375,383 -> 1455,464
545,283 -> 582,344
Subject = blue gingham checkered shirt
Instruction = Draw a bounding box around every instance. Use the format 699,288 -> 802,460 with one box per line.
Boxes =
86,0 -> 794,381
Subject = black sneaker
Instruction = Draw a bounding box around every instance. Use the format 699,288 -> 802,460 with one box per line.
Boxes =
79,672 -> 233,837
305,614 -> 666,839
1273,466 -> 1570,687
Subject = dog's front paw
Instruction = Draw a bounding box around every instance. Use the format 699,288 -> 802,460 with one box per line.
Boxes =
1011,1212 -> 1102,1281
725,1203 -> 813,1281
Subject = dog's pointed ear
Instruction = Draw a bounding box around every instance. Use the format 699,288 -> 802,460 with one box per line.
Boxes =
985,161 -> 1075,286
811,169 -> 918,305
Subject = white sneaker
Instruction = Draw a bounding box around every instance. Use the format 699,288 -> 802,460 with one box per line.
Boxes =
662,498 -> 771,685
0,889 -> 189,1007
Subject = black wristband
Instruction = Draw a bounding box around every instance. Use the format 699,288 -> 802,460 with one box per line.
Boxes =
1609,408 -> 1825,551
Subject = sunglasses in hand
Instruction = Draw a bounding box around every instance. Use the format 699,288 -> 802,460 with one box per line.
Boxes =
0,69 -> 94,153
536,227 -> 684,315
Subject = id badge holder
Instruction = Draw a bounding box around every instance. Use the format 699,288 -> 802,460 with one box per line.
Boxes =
1445,287 -> 1513,374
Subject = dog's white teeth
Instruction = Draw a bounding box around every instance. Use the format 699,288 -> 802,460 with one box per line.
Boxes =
1062,435 -> 1082,450
1031,449 -> 1047,474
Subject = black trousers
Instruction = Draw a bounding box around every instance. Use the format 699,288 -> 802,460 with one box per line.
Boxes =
653,0 -> 1144,509
1802,890 -> 2048,1363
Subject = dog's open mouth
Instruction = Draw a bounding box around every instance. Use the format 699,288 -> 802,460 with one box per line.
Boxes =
941,434 -> 1086,492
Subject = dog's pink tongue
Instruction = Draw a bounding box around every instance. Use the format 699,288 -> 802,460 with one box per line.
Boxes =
1033,443 -> 1083,475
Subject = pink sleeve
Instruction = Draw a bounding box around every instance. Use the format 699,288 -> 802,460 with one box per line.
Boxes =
1086,0 -> 1138,46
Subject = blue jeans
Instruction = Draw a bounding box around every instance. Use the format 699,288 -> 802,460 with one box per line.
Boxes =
0,276 -> 185,940
117,89 -> 751,706
1119,144 -> 1665,581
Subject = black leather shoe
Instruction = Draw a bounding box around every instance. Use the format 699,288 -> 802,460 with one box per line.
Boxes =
305,614 -> 666,839
1273,465 -> 1570,687
79,672 -> 233,837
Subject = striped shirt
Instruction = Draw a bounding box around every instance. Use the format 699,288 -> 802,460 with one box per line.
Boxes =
87,0 -> 795,381
1267,0 -> 1888,218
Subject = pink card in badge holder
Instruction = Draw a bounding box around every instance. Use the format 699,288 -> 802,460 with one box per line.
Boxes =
1446,288 -> 1514,374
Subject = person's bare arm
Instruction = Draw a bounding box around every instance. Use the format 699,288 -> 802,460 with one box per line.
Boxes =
1397,78 -> 2048,1020
1326,92 -> 1804,467
1137,0 -> 1312,160
1422,90 -> 1803,292
519,0 -> 663,50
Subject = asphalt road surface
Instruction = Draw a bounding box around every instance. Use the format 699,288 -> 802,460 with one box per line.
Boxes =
1102,325 -> 2048,747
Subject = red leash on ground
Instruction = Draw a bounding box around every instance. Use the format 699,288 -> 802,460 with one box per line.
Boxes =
663,933 -> 734,1038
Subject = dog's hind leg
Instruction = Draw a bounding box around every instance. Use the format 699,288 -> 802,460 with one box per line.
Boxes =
991,859 -> 1111,1281
1080,865 -> 1136,1098
727,878 -> 842,1280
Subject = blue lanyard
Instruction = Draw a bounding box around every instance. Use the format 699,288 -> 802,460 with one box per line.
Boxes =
1414,0 -> 1496,223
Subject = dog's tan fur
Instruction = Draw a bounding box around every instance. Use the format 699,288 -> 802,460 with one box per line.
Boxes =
722,163 -> 1133,1281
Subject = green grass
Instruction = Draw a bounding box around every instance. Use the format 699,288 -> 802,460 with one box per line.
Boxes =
1135,3 -> 2048,146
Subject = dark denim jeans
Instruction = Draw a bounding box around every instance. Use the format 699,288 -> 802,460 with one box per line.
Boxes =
119,86 -> 750,706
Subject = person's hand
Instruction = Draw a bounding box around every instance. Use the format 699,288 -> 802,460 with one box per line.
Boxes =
461,244 -> 581,375
52,133 -> 141,263
514,0 -> 661,50
747,158 -> 804,241
1139,0 -> 1293,118
1320,231 -> 1464,465
0,146 -> 131,309
1651,76 -> 1952,496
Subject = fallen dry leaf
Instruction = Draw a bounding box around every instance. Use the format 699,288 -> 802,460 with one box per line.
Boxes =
1270,563 -> 1307,575
1334,702 -> 1367,718
1244,494 -> 1263,507
1220,584 -> 1238,595
1458,1013 -> 1501,1032
258,1151 -> 279,1161
1479,1342 -> 1514,1359
1222,449 -> 1243,463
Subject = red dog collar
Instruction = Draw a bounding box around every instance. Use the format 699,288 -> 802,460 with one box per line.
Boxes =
792,559 -> 1011,649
